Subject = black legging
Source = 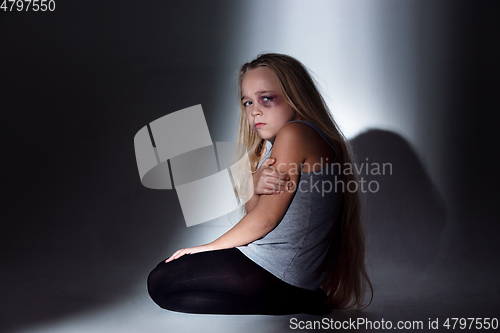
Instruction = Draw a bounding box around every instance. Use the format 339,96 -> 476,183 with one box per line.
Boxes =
147,248 -> 329,315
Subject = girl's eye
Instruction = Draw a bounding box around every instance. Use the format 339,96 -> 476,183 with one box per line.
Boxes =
262,96 -> 273,102
243,101 -> 252,107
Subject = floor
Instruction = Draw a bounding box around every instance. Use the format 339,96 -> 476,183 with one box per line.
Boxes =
3,218 -> 499,333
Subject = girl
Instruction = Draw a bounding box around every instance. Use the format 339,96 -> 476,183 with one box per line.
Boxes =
147,53 -> 372,315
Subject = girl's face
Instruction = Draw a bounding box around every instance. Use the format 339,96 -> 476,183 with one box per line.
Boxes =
241,66 -> 300,142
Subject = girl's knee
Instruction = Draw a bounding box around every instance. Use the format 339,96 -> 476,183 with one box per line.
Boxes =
147,262 -> 170,306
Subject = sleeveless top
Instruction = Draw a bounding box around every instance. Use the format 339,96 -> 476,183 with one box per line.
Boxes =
236,120 -> 343,290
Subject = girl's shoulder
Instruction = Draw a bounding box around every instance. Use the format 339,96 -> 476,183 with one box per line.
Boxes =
276,121 -> 337,167
275,122 -> 310,146
277,120 -> 326,146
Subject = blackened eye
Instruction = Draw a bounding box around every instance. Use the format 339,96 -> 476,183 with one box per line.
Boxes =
262,96 -> 273,102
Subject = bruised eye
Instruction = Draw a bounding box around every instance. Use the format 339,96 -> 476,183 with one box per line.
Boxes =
262,96 -> 273,102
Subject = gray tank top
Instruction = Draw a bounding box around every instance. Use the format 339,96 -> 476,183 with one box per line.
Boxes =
237,120 -> 343,290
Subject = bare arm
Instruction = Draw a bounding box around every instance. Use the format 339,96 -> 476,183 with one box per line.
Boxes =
245,158 -> 291,213
244,191 -> 260,213
165,123 -> 308,262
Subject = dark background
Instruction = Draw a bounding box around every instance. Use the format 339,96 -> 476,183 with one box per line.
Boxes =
1,1 -> 499,332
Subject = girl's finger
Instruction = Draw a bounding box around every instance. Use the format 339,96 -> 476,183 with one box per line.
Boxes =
281,173 -> 290,180
272,170 -> 289,181
165,249 -> 184,262
262,158 -> 275,167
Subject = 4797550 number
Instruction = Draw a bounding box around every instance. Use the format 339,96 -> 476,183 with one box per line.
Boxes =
1,0 -> 55,11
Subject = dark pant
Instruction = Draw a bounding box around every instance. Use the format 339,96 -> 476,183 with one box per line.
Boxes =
147,248 -> 328,315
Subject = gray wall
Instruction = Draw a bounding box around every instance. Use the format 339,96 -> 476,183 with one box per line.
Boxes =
1,0 -> 498,331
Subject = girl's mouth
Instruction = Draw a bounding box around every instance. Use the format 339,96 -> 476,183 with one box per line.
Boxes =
255,123 -> 265,129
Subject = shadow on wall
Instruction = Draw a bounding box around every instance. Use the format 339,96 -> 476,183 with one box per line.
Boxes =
0,129 -> 447,332
349,129 -> 447,285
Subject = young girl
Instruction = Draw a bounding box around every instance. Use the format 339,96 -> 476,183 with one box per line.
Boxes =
147,53 -> 372,315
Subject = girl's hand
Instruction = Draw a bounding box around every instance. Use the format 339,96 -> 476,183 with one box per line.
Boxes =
165,244 -> 213,263
253,158 -> 292,195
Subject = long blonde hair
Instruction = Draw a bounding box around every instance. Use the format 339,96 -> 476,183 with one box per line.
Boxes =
234,53 -> 372,310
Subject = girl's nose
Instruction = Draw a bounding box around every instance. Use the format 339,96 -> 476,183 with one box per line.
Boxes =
251,105 -> 262,116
